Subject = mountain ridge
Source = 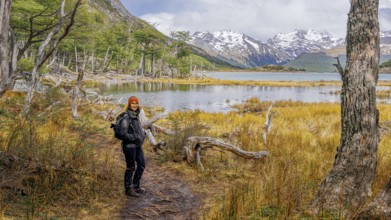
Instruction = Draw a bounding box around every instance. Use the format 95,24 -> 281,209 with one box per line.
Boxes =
190,29 -> 391,69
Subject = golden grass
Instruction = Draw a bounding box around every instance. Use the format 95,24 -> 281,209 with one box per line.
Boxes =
140,77 -> 391,87
140,77 -> 341,87
0,91 -> 125,219
156,101 -> 391,219
1,89 -> 391,219
377,89 -> 391,99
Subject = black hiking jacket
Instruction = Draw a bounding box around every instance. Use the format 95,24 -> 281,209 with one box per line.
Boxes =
119,107 -> 146,148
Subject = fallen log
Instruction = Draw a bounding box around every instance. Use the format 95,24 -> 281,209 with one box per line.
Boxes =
183,136 -> 269,170
108,108 -> 269,169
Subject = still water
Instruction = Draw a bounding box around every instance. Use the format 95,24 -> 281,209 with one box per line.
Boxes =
100,82 -> 345,112
100,72 -> 391,112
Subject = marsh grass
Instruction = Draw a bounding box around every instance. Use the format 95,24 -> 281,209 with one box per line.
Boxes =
329,88 -> 391,100
2,88 -> 390,219
141,77 -> 344,87
159,99 -> 391,219
0,91 -> 123,219
377,89 -> 391,99
160,110 -> 210,162
141,76 -> 391,87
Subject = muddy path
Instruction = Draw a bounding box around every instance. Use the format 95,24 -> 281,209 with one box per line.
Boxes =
118,158 -> 201,220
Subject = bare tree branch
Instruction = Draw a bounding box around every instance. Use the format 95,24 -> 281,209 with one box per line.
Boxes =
23,0 -> 82,114
333,57 -> 345,78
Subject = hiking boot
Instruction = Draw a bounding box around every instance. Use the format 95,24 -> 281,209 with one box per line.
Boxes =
125,188 -> 140,197
134,187 -> 146,194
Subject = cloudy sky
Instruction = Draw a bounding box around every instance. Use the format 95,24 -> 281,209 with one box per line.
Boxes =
120,0 -> 391,40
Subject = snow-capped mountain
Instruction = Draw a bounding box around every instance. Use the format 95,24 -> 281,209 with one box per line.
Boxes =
381,30 -> 391,54
191,30 -> 291,68
191,29 -> 391,68
268,29 -> 345,58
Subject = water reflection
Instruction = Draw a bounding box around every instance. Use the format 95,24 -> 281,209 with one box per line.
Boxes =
99,81 -> 390,112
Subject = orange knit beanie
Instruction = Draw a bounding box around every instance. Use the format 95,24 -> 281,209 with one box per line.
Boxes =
128,96 -> 139,106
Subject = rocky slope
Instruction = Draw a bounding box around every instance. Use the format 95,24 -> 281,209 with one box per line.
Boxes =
191,29 -> 391,68
268,29 -> 344,58
191,30 -> 290,68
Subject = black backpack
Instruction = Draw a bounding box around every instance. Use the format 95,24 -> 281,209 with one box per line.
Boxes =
110,112 -> 128,140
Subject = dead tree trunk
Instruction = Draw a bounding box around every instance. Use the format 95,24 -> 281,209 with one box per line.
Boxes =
71,46 -> 87,119
138,108 -> 166,150
136,52 -> 145,77
263,104 -> 274,145
100,46 -> 110,73
151,51 -> 155,77
105,54 -> 114,71
311,0 -> 380,218
22,0 -> 82,114
0,0 -> 17,97
91,51 -> 95,74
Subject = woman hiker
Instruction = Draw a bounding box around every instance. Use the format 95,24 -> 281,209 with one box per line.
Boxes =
120,96 -> 146,197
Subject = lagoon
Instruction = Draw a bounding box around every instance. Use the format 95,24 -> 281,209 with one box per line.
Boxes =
100,72 -> 391,112
100,81 -> 346,112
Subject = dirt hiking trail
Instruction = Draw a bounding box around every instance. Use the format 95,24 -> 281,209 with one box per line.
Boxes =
118,158 -> 201,220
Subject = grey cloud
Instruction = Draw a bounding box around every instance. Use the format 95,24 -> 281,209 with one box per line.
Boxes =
137,0 -> 391,40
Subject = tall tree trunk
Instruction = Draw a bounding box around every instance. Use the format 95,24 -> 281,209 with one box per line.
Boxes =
125,48 -> 129,74
71,47 -> 88,119
105,54 -> 113,71
136,52 -> 144,77
311,0 -> 380,218
189,57 -> 192,74
67,54 -> 72,66
101,45 -> 110,73
72,46 -> 80,118
24,65 -> 39,111
115,56 -> 118,73
62,52 -> 66,66
151,51 -> 156,78
0,0 -> 16,97
141,51 -> 145,77
91,51 -> 94,74
22,0 -> 82,114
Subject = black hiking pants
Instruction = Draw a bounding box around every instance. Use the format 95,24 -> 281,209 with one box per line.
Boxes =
123,146 -> 146,190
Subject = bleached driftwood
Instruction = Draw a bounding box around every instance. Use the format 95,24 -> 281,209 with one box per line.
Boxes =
108,108 -> 269,169
153,124 -> 175,135
184,136 -> 269,171
263,104 -> 275,144
142,112 -> 168,129
139,108 -> 167,151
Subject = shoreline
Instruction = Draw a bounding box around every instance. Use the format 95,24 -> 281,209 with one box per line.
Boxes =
33,69 -> 391,89
139,77 -> 391,87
